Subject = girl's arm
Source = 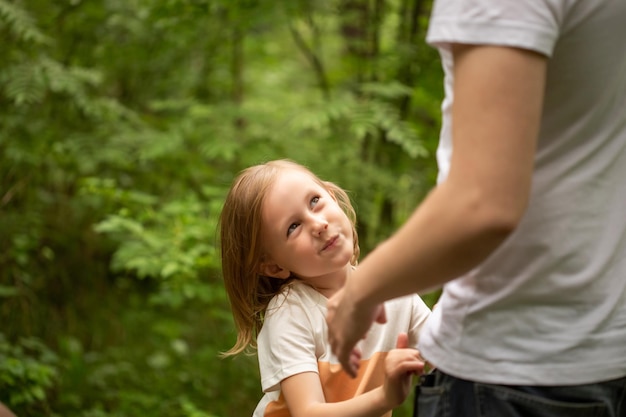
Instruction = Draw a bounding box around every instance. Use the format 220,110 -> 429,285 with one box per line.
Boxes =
328,44 -> 548,375
281,334 -> 422,417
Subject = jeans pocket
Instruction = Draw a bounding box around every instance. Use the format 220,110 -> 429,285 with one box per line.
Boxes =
415,385 -> 447,417
476,383 -> 609,417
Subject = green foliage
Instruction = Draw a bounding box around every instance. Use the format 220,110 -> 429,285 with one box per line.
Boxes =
0,0 -> 442,416
50,298 -> 258,417
290,91 -> 427,159
91,187 -> 223,307
0,0 -> 49,44
0,334 -> 58,415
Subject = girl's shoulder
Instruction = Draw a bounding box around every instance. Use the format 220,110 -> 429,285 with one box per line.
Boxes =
265,281 -> 325,318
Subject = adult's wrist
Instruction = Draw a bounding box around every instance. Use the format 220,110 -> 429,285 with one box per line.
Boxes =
352,239 -> 394,310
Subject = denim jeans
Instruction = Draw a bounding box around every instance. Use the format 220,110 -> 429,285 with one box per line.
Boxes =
414,370 -> 626,417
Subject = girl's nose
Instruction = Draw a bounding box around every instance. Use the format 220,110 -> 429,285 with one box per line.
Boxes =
311,217 -> 328,236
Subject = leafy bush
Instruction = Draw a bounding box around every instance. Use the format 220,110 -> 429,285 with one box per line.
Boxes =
0,334 -> 58,415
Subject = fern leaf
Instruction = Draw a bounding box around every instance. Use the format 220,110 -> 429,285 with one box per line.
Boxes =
1,63 -> 46,105
0,0 -> 49,45
359,81 -> 413,99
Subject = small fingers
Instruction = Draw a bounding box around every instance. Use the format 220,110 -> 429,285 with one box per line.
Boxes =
375,304 -> 387,324
395,332 -> 409,349
346,348 -> 361,378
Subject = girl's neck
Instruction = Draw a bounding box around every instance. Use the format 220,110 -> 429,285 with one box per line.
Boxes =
302,264 -> 353,299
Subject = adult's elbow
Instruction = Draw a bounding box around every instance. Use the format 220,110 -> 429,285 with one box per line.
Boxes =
477,199 -> 525,242
453,181 -> 527,243
439,178 -> 529,254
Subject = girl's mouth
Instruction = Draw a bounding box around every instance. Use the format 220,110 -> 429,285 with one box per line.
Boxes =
322,236 -> 338,251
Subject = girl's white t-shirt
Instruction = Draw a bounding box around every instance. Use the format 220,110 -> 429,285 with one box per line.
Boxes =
253,281 -> 431,416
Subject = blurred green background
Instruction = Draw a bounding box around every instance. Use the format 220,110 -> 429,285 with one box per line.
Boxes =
0,0 -> 443,415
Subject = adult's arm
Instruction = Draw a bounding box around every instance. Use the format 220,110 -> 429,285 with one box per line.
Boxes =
327,44 -> 548,375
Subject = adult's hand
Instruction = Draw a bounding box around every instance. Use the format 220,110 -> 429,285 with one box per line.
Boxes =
326,281 -> 387,377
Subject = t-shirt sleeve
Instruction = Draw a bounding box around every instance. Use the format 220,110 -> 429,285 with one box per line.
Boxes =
426,0 -> 566,57
257,294 -> 319,393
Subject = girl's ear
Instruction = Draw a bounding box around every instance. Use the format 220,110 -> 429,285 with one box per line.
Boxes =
259,262 -> 291,279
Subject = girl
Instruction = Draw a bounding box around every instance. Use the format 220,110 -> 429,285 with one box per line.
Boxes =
219,159 -> 431,417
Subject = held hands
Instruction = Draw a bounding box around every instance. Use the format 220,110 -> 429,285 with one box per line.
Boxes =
382,333 -> 425,409
326,282 -> 387,377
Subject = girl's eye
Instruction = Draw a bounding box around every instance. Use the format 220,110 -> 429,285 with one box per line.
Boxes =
310,196 -> 320,207
287,223 -> 299,236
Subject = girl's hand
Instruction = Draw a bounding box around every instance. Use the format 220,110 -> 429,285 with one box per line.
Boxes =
382,333 -> 425,408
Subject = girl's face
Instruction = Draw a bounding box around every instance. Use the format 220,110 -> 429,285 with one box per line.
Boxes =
260,169 -> 354,285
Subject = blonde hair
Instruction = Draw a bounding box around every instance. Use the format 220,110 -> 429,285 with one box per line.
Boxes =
219,160 -> 359,356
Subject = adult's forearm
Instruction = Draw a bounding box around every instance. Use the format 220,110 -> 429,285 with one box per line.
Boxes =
351,179 -> 518,310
